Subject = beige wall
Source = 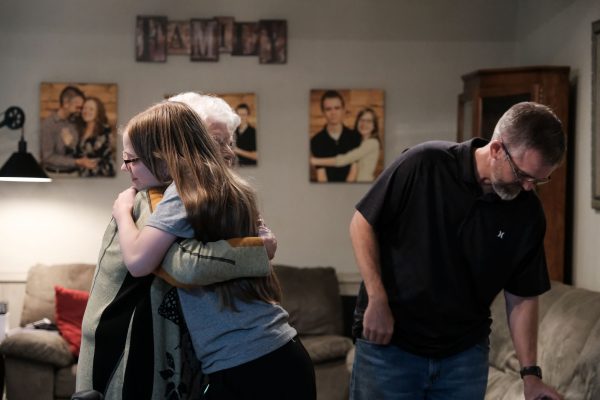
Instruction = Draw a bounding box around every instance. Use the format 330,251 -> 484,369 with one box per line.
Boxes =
515,0 -> 600,290
0,0 -> 596,296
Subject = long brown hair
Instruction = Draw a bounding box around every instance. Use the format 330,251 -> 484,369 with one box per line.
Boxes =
125,101 -> 281,308
85,97 -> 109,138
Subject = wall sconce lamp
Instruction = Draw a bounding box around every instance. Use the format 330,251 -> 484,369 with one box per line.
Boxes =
0,106 -> 51,182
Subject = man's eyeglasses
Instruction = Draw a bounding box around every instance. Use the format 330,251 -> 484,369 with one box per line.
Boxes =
499,140 -> 551,185
122,156 -> 140,172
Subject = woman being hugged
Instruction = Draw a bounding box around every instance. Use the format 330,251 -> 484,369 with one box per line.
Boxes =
113,101 -> 315,400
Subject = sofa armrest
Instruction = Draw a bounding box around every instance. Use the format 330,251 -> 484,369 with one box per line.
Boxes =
0,329 -> 73,367
301,335 -> 353,364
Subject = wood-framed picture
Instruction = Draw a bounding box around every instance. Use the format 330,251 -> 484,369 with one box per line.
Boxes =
190,19 -> 219,62
219,93 -> 258,166
592,20 -> 600,209
309,89 -> 385,183
135,16 -> 167,62
39,82 -> 118,178
167,20 -> 191,55
258,20 -> 287,64
232,22 -> 259,56
216,17 -> 235,53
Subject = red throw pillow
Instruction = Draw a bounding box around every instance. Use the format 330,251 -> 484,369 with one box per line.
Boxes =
54,285 -> 89,357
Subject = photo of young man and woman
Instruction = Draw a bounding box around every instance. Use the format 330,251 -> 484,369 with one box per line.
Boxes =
219,92 -> 258,166
309,89 -> 384,183
39,82 -> 118,178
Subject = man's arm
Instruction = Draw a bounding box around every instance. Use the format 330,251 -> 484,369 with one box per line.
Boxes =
234,147 -> 257,161
505,291 -> 562,400
350,210 -> 394,344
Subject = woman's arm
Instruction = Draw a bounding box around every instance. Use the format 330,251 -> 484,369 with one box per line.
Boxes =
335,139 -> 378,167
113,187 -> 177,277
346,163 -> 358,182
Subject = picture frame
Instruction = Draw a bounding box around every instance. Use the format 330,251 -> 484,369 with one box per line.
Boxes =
218,93 -> 259,166
167,20 -> 191,55
593,20 -> 600,209
258,20 -> 287,64
309,89 -> 385,183
232,22 -> 259,56
190,19 -> 219,62
39,82 -> 118,179
135,16 -> 167,62
215,17 -> 235,53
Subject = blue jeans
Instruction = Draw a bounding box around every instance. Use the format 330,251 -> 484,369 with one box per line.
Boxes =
350,338 -> 489,400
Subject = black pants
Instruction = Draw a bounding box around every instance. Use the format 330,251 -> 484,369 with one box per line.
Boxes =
206,337 -> 316,400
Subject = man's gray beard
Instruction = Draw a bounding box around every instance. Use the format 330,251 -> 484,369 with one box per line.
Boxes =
492,181 -> 522,201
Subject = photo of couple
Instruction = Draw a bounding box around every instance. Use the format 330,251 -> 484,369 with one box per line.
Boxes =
40,82 -> 118,178
309,89 -> 384,183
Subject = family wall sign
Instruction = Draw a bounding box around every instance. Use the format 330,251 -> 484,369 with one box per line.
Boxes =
136,16 -> 287,64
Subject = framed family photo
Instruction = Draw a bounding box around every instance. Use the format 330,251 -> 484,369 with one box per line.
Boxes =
136,16 -> 167,62
39,82 -> 118,178
309,89 -> 385,183
592,19 -> 600,209
219,93 -> 259,166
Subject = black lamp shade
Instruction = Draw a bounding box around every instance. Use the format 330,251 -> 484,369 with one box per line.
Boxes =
0,150 -> 51,182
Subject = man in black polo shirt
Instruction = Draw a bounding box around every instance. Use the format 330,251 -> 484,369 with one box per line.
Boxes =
349,102 -> 563,400
310,90 -> 361,182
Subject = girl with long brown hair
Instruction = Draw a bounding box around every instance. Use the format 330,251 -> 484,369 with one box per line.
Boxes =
112,101 -> 315,400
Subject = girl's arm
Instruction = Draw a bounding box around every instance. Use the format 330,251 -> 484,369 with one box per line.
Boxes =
113,187 -> 177,277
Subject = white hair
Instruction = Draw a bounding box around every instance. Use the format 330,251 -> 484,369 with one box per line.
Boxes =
168,92 -> 240,134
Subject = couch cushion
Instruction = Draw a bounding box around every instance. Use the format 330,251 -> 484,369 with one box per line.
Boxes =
0,329 -> 73,367
488,281 -> 600,399
275,265 -> 343,336
55,364 -> 78,399
538,284 -> 600,397
301,335 -> 353,363
485,366 -> 523,400
488,281 -> 572,374
20,263 -> 95,326
55,285 -> 90,357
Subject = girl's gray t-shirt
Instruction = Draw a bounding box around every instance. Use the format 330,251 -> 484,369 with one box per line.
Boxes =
146,182 -> 296,373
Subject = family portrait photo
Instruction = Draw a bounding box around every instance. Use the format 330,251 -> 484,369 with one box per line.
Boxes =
39,82 -> 118,178
219,92 -> 259,166
309,89 -> 384,183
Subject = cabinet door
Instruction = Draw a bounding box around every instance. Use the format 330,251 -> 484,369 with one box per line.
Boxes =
477,85 -> 541,139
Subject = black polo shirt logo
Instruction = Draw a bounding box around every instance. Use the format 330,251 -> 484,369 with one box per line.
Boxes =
497,230 -> 505,239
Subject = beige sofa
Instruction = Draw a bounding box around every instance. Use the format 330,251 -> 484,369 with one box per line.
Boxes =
0,263 -> 94,400
487,281 -> 600,399
0,263 -> 353,400
345,281 -> 600,399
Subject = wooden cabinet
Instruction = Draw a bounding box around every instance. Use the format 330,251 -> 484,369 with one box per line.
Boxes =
457,66 -> 571,282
